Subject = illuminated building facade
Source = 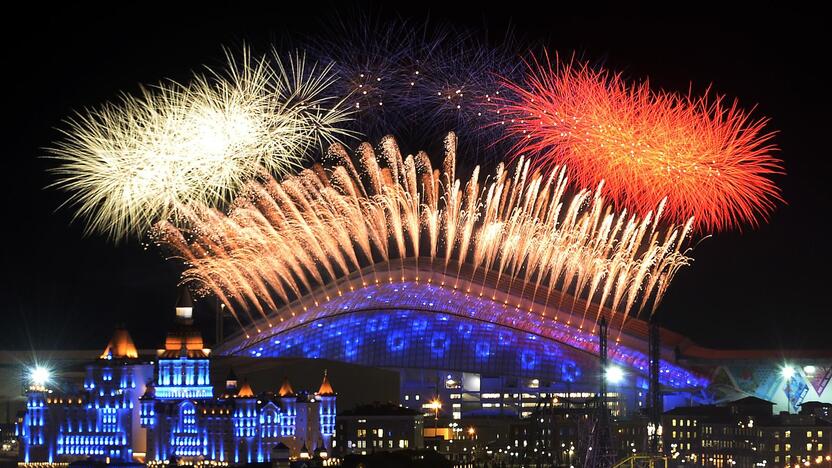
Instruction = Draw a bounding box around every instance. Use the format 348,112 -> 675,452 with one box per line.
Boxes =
140,372 -> 335,464
16,328 -> 153,464
12,264 -> 832,466
663,396 -> 832,467
16,290 -> 336,466
335,402 -> 424,456
139,290 -> 336,464
220,264 -> 832,422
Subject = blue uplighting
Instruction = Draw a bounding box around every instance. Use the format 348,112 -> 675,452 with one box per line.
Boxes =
229,282 -> 709,390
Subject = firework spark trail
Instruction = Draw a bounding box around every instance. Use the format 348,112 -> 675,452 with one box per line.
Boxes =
498,54 -> 783,232
306,16 -> 524,156
48,48 -> 354,242
155,133 -> 693,338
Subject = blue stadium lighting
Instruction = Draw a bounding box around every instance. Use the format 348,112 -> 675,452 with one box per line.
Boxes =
227,283 -> 710,390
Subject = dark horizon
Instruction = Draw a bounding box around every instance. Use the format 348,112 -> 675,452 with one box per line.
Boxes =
2,6 -> 829,352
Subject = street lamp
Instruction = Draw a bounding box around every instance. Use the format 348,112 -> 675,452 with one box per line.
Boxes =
428,398 -> 442,437
605,365 -> 625,384
781,365 -> 795,380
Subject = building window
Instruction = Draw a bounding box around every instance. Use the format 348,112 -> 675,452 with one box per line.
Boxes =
785,430 -> 791,438
807,443 -> 812,451
785,443 -> 791,452
357,429 -> 366,438
808,431 -> 813,438
775,444 -> 780,452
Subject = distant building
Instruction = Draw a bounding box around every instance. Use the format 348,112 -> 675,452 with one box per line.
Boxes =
663,396 -> 832,467
335,402 -> 423,456
801,401 -> 832,422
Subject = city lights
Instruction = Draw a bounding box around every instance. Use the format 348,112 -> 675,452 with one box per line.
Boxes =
427,399 -> 442,412
16,11 -> 823,468
28,365 -> 52,389
605,365 -> 625,384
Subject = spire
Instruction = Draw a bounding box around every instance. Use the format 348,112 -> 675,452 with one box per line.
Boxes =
162,285 -> 206,358
317,369 -> 335,396
236,378 -> 254,398
175,285 -> 194,323
278,376 -> 294,397
225,368 -> 238,390
100,327 -> 139,360
314,440 -> 328,459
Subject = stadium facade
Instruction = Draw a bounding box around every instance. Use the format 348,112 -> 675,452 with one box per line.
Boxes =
219,259 -> 832,421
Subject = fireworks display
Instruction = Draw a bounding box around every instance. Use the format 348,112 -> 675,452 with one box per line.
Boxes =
42,24 -> 787,337
306,17 -> 523,155
48,49 -> 353,242
155,133 -> 693,335
499,55 -> 783,232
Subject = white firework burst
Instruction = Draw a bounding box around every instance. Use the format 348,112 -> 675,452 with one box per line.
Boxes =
48,48 -> 353,242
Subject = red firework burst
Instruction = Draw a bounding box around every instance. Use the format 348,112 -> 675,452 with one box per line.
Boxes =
499,54 -> 783,232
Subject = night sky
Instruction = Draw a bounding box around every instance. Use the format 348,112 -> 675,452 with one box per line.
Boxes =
2,6 -> 829,352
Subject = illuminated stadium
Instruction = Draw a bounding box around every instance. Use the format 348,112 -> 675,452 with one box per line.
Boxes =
148,134 -> 832,421
214,258 -> 832,419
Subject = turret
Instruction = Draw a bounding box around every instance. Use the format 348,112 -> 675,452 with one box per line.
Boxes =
236,379 -> 254,398
224,368 -> 238,396
175,285 -> 194,324
278,376 -> 294,398
99,327 -> 139,360
317,370 -> 335,396
154,287 -> 212,400
316,370 -> 336,449
278,377 -> 296,437
232,378 -> 257,463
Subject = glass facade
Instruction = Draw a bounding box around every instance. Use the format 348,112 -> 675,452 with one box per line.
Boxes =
230,282 -> 708,391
